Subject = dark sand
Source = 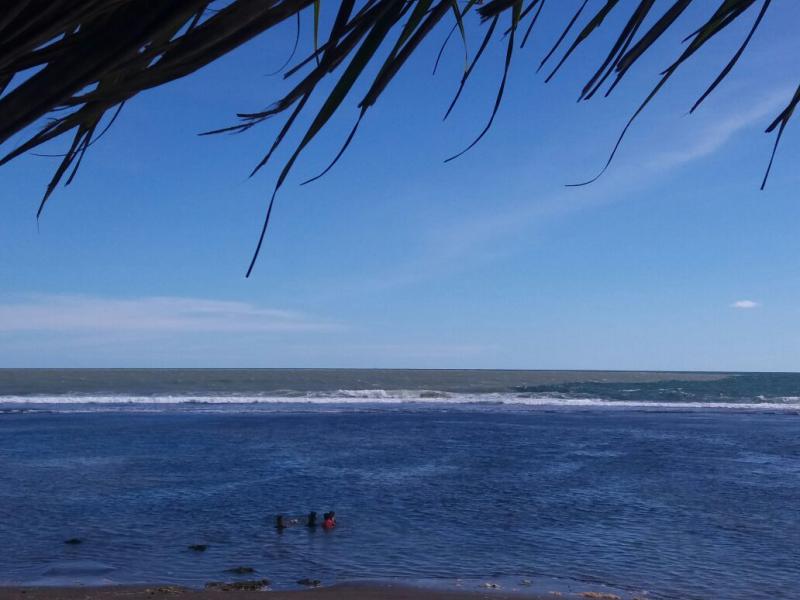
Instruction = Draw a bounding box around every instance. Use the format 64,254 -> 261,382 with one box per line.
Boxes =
0,584 -> 630,600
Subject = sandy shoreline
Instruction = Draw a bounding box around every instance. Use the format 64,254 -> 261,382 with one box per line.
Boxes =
0,584 -> 636,600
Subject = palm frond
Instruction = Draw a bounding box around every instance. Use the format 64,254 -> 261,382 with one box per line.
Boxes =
0,0 -> 793,275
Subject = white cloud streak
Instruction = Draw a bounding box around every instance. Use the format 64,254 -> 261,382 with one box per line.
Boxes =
647,87 -> 792,171
730,300 -> 760,309
0,295 -> 340,333
391,85 -> 796,288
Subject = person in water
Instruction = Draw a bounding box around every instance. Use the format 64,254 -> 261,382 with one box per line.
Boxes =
307,511 -> 317,528
322,511 -> 336,529
275,515 -> 287,530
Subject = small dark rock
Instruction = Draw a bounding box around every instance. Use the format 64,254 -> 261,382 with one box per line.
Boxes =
146,586 -> 183,595
205,579 -> 270,591
579,593 -> 620,600
297,578 -> 321,587
64,538 -> 83,545
188,544 -> 208,552
225,566 -> 255,574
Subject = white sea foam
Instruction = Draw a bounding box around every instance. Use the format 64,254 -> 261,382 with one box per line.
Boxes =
1,390 -> 799,411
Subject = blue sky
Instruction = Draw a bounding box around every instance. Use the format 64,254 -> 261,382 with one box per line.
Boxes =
2,2 -> 799,370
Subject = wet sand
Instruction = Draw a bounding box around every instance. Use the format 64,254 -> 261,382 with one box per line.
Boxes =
0,584 -> 628,600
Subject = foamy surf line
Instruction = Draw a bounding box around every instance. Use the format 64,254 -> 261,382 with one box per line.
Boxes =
1,390 -> 799,411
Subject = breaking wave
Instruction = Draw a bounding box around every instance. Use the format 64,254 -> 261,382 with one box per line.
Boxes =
1,389 -> 800,412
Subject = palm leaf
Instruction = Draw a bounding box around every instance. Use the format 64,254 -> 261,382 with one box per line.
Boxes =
0,0 -> 794,274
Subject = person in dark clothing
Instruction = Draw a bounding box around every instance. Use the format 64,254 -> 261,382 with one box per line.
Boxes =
275,514 -> 287,530
306,511 -> 318,527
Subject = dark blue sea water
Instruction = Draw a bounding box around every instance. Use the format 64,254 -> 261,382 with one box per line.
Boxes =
0,370 -> 798,600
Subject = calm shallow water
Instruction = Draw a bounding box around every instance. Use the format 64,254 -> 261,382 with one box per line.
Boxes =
0,370 -> 798,599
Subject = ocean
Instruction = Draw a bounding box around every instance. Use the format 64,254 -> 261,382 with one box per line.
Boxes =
0,369 -> 798,600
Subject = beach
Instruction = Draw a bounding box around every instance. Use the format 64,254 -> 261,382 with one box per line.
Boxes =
1,369 -> 798,600
0,584 -> 625,600
2,3 -> 796,600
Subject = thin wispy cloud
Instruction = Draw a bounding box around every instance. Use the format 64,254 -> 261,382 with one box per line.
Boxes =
0,295 -> 340,333
731,300 -> 760,309
371,84 -> 797,292
648,86 -> 793,171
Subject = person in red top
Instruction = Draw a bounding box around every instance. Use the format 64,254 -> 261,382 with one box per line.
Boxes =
322,511 -> 336,529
